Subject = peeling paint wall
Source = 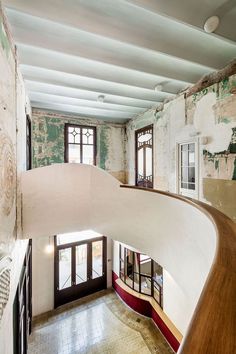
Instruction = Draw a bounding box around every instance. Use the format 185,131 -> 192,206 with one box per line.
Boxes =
32,110 -> 126,183
0,4 -> 30,354
126,74 -> 236,221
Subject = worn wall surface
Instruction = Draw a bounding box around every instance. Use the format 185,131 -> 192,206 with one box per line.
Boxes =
32,110 -> 126,183
126,75 -> 236,221
0,4 -> 30,354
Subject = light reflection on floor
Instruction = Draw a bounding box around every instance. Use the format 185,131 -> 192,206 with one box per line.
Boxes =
29,289 -> 174,354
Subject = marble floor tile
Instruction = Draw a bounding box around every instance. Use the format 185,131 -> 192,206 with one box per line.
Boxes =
29,289 -> 174,354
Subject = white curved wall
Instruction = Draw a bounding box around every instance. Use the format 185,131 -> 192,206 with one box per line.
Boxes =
21,163 -> 217,334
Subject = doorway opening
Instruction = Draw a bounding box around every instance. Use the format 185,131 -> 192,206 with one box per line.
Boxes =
54,231 -> 107,308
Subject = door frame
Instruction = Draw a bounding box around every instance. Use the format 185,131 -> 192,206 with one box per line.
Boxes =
135,124 -> 154,188
54,236 -> 107,308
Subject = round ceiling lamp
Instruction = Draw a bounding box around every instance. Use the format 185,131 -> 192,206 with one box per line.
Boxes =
204,16 -> 220,33
97,95 -> 105,102
154,84 -> 163,92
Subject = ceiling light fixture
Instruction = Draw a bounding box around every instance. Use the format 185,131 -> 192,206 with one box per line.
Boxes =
154,84 -> 163,92
97,95 -> 105,102
204,16 -> 220,33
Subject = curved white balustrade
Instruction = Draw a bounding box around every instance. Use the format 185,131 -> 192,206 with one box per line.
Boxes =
21,164 -> 217,341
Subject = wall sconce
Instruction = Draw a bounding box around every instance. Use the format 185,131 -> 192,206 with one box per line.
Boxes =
45,237 -> 54,254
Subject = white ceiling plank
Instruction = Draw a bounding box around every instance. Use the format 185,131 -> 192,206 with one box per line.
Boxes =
31,101 -> 133,123
16,43 -> 210,87
21,65 -> 173,102
25,81 -> 158,109
29,92 -> 146,114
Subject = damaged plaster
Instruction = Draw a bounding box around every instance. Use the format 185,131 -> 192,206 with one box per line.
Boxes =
32,110 -> 126,183
126,73 -> 236,221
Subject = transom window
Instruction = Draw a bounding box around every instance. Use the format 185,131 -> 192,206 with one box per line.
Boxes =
65,124 -> 96,165
119,244 -> 163,307
179,142 -> 196,191
135,125 -> 153,188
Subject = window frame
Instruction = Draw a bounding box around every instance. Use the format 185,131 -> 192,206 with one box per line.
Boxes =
26,114 -> 32,170
177,139 -> 199,199
64,123 -> 97,165
119,244 -> 163,308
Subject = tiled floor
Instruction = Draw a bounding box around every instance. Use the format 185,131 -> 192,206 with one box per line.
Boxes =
29,289 -> 174,354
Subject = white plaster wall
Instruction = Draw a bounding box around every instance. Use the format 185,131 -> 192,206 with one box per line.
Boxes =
21,164 -> 217,334
0,8 -> 31,354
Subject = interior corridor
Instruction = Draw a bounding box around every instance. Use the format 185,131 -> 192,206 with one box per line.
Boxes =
28,289 -> 174,354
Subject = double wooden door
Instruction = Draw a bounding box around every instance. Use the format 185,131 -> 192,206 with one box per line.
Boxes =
54,236 -> 107,307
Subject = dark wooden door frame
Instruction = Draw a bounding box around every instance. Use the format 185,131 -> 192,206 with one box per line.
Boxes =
54,236 -> 107,308
64,123 -> 97,165
14,240 -> 32,354
135,124 -> 154,188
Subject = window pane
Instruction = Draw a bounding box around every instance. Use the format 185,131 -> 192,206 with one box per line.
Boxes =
181,167 -> 188,182
189,151 -> 195,166
153,281 -> 161,305
188,167 -> 195,184
92,240 -> 103,279
82,128 -> 94,144
120,245 -> 125,261
68,144 -> 81,163
59,248 -> 72,290
145,147 -> 152,177
141,276 -> 151,295
181,150 -> 188,166
133,253 -> 139,273
68,132 -> 74,143
125,250 -> 134,288
140,257 -> 151,276
133,272 -> 140,291
82,145 -> 94,165
138,149 -> 143,177
76,244 -> 87,284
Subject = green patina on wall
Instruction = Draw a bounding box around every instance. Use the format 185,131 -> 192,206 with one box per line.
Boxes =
32,113 -> 120,172
0,19 -> 10,58
203,128 -> 236,180
99,126 -> 109,170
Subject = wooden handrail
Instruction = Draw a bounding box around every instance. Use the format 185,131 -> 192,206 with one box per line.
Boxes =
120,185 -> 236,354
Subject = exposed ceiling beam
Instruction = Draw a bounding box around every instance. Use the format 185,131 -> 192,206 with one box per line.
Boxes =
31,101 -> 133,123
6,7 -> 234,71
25,81 -> 158,109
21,65 -> 172,102
17,43 -> 210,86
29,92 -> 146,114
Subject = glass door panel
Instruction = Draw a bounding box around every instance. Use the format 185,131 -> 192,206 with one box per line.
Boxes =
55,236 -> 106,307
76,244 -> 87,284
59,248 -> 72,290
92,240 -> 103,279
135,125 -> 153,188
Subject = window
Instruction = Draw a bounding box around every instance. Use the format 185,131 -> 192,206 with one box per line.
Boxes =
178,142 -> 198,197
119,244 -> 163,307
135,125 -> 153,188
65,124 -> 96,165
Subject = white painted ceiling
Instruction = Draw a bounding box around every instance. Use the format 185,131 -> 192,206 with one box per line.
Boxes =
3,0 -> 236,122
